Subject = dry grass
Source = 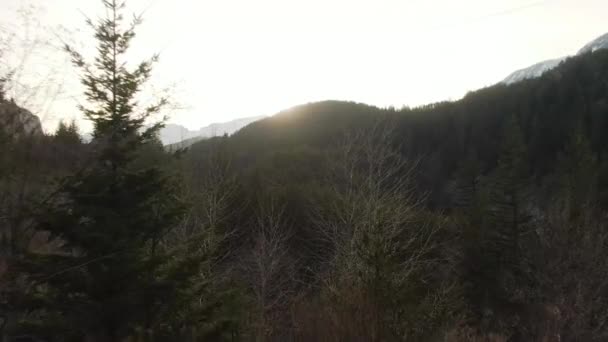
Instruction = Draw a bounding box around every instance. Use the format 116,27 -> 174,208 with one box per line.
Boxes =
445,326 -> 507,342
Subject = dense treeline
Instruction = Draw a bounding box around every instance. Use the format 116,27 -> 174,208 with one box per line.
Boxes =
218,47 -> 608,209
2,1 -> 608,341
181,42 -> 608,341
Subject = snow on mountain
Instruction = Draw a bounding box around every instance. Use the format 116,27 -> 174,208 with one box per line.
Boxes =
160,124 -> 200,145
502,57 -> 566,85
501,32 -> 608,85
577,32 -> 608,55
159,115 -> 265,146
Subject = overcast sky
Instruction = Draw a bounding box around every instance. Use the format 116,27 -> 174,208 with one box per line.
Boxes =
1,0 -> 607,132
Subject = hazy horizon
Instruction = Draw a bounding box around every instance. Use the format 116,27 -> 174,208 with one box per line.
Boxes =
1,0 -> 607,132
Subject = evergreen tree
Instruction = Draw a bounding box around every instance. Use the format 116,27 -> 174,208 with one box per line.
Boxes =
554,124 -> 598,217
463,115 -> 535,335
454,151 -> 492,322
0,75 -> 6,103
54,120 -> 82,146
487,115 -> 531,267
0,66 -> 12,103
451,149 -> 485,209
8,1 -> 189,340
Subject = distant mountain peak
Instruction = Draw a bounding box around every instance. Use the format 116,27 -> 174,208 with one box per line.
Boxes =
159,115 -> 265,146
578,32 -> 608,55
502,57 -> 566,85
501,31 -> 608,85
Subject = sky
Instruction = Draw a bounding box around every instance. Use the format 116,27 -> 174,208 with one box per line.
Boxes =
0,0 -> 607,132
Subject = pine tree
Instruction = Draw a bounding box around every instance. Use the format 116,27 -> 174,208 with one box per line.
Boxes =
0,67 -> 12,103
451,149 -> 485,209
0,75 -> 6,103
54,120 -> 82,146
463,115 -> 535,334
554,124 -> 598,218
454,150 -> 492,320
7,1 -> 189,340
487,115 -> 531,267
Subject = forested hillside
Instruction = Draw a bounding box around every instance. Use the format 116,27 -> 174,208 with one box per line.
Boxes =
181,42 -> 608,342
197,48 -> 608,208
2,1 -> 608,341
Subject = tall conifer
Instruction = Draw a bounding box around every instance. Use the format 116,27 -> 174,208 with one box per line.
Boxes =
8,1 -> 185,340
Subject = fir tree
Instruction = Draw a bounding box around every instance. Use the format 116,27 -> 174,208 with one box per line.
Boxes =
0,75 -> 6,103
8,1 -> 189,340
463,115 -> 535,334
487,115 -> 531,266
451,149 -> 485,209
54,120 -> 82,146
555,124 -> 598,218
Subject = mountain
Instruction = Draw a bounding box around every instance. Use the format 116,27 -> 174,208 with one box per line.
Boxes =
0,100 -> 43,138
159,115 -> 265,146
502,57 -> 566,84
188,49 -> 608,207
578,32 -> 608,55
502,31 -> 608,84
160,124 -> 199,145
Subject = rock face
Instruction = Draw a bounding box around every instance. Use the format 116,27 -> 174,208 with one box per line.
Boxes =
0,101 -> 43,138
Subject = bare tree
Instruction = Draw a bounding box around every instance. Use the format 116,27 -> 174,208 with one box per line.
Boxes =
145,139 -> 245,339
308,120 -> 453,341
241,199 -> 298,341
532,203 -> 608,341
0,3 -> 75,127
0,3 -> 80,263
165,139 -> 238,249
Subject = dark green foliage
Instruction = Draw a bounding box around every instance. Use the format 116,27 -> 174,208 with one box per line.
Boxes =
64,0 -> 167,167
4,9 -> 608,339
554,125 -> 599,216
190,49 -> 608,210
175,48 -> 608,340
461,116 -> 536,335
486,115 -> 531,270
0,74 -> 7,103
5,1 -> 191,340
54,120 -> 81,146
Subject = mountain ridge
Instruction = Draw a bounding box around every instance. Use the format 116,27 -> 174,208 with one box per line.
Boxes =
502,31 -> 608,84
159,115 -> 265,146
186,49 -> 608,207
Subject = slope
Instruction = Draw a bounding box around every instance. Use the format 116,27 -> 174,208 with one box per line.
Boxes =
187,49 -> 608,207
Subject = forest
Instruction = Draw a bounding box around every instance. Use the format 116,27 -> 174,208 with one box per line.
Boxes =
2,1 -> 608,341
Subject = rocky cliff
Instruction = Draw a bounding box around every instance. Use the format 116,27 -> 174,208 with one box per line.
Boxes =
0,100 -> 43,138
